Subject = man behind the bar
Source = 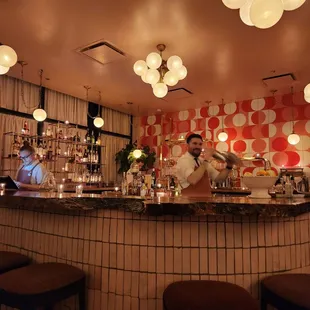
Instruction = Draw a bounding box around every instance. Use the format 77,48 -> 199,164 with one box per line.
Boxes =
176,134 -> 234,197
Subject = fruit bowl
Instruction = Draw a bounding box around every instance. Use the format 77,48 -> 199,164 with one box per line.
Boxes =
241,176 -> 278,198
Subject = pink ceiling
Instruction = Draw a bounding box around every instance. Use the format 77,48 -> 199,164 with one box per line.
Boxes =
0,0 -> 309,115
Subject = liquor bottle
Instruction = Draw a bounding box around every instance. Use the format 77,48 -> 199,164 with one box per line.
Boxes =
94,147 -> 98,163
96,134 -> 101,145
22,121 -> 29,135
56,142 -> 61,156
121,172 -> 128,195
88,149 -> 92,163
170,177 -> 176,190
46,125 -> 52,137
151,168 -> 156,188
11,135 -> 20,157
140,178 -> 147,197
91,130 -> 95,145
47,142 -> 53,160
85,129 -> 90,144
37,141 -> 43,157
42,141 -> 47,158
83,148 -> 88,163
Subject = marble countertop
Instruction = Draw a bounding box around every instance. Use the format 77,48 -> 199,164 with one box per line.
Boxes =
0,190 -> 309,217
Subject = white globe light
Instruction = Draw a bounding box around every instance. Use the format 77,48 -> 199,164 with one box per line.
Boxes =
0,45 -> 17,68
163,71 -> 179,86
222,0 -> 247,9
133,149 -> 142,159
33,108 -> 47,122
167,55 -> 183,72
176,65 -> 188,80
288,133 -> 300,145
240,0 -> 255,26
250,0 -> 284,29
0,65 -> 9,75
304,95 -> 310,103
282,0 -> 305,11
304,83 -> 310,97
145,69 -> 160,85
146,52 -> 162,69
153,83 -> 168,98
93,117 -> 104,128
133,60 -> 148,76
218,131 -> 228,142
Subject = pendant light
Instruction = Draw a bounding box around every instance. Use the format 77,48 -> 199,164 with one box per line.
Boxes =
218,99 -> 228,142
33,69 -> 47,122
287,87 -> 300,145
85,87 -> 105,128
0,45 -> 18,68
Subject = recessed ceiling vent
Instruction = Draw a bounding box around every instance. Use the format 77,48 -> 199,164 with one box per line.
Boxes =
76,40 -> 126,65
262,73 -> 296,89
166,87 -> 193,100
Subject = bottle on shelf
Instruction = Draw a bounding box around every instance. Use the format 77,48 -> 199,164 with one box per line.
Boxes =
170,177 -> 176,190
47,142 -> 53,160
83,148 -> 88,163
56,142 -> 61,156
42,141 -> 47,159
22,121 -> 29,135
37,141 -> 43,157
140,178 -> 147,197
88,149 -> 92,163
85,129 -> 90,144
46,125 -> 52,137
96,134 -> 101,146
94,147 -> 98,164
11,135 -> 20,157
151,168 -> 156,188
91,130 -> 95,144
121,172 -> 128,195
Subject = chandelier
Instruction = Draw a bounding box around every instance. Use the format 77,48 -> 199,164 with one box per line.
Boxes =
133,44 -> 187,98
0,44 -> 18,75
222,0 -> 305,29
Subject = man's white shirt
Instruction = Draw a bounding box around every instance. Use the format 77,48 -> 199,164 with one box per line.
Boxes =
16,160 -> 48,185
176,152 -> 219,189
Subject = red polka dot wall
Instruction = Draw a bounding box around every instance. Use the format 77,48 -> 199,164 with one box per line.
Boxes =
139,94 -> 310,175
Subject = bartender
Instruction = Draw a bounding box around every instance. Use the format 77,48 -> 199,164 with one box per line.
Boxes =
176,134 -> 234,197
14,142 -> 48,190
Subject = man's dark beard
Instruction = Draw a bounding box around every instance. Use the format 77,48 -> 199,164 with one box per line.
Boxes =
190,148 -> 201,157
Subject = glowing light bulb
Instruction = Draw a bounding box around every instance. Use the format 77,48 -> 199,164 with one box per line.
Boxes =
240,0 -> 255,26
0,65 -> 9,75
167,55 -> 183,71
0,45 -> 18,67
93,117 -> 104,128
153,83 -> 168,98
163,71 -> 179,86
133,149 -> 142,158
282,0 -> 305,11
288,133 -> 300,145
133,60 -> 148,76
146,52 -> 162,69
33,108 -> 47,122
218,131 -> 228,142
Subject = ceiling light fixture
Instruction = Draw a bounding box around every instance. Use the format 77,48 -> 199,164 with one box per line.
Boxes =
223,0 -> 305,29
33,69 -> 47,122
218,99 -> 228,142
133,44 -> 187,98
0,44 -> 17,70
287,87 -> 300,145
85,87 -> 105,128
304,83 -> 310,103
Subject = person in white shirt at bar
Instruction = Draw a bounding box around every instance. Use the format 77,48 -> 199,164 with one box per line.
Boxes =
14,142 -> 54,191
176,134 -> 234,197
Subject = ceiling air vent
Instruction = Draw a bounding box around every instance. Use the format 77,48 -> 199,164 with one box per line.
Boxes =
76,40 -> 126,65
262,73 -> 296,89
165,87 -> 193,100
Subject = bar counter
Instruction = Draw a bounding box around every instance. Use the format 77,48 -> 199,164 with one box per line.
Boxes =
0,191 -> 310,309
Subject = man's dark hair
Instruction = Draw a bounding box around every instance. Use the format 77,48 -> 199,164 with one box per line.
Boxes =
186,134 -> 203,144
20,141 -> 35,153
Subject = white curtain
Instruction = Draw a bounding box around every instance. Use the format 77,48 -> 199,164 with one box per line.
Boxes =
0,75 -> 40,114
101,107 -> 131,136
0,114 -> 37,176
45,89 -> 88,126
101,135 -> 130,184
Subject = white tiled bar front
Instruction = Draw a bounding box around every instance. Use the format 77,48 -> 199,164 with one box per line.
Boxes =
0,195 -> 310,310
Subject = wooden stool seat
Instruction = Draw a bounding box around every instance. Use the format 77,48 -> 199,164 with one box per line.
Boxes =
163,280 -> 259,310
0,262 -> 86,310
261,274 -> 310,310
0,251 -> 31,274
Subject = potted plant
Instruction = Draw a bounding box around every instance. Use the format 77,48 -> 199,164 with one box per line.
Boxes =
115,141 -> 156,174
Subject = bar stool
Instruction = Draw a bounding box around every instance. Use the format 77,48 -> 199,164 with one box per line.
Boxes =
0,262 -> 86,310
261,274 -> 310,310
0,251 -> 31,274
163,280 -> 259,310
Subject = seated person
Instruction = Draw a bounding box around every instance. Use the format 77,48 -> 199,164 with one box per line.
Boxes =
14,142 -> 54,191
